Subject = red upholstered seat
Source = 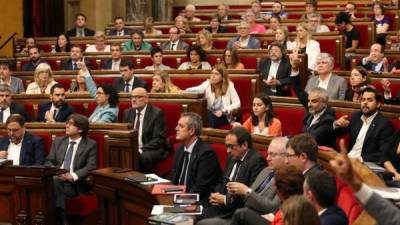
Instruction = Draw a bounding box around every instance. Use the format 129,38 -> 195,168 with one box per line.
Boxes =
353,24 -> 370,49
210,143 -> 228,170
274,107 -> 305,136
65,195 -> 98,216
155,137 -> 180,176
241,56 -> 259,69
68,102 -> 88,116
317,39 -> 341,69
23,103 -> 35,121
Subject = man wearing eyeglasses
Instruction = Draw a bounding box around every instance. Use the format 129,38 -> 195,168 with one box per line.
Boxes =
113,60 -> 148,93
123,87 -> 167,173
198,127 -> 265,223
227,21 -> 261,49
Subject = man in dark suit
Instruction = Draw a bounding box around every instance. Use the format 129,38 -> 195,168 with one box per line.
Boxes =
259,42 -> 291,96
37,84 -> 74,122
205,15 -> 228,34
123,87 -> 167,173
108,16 -> 131,36
0,114 -> 45,166
217,4 -> 233,20
198,127 -> 266,222
101,43 -> 122,70
0,84 -> 31,122
45,114 -> 98,225
334,87 -> 393,163
113,60 -> 148,92
0,61 -> 25,94
171,112 -> 222,202
286,133 -> 323,177
22,46 -> 47,72
304,171 -> 348,225
289,52 -> 336,148
160,27 -> 189,51
65,13 -> 95,37
203,137 -> 288,225
357,43 -> 387,73
61,45 -> 92,71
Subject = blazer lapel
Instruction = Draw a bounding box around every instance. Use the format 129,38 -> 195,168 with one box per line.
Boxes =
363,114 -> 379,146
19,133 -> 31,165
142,105 -> 152,134
59,138 -> 70,165
73,139 -> 87,170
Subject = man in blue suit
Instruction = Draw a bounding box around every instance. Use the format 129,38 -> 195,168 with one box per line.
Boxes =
37,83 -> 74,122
0,114 -> 45,165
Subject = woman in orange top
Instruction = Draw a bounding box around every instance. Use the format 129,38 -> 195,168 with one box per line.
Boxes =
234,93 -> 282,136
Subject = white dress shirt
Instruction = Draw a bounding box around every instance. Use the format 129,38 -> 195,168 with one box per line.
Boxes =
348,112 -> 378,160
170,41 -> 179,50
318,74 -> 332,90
267,60 -> 281,93
112,59 -> 121,71
310,107 -> 327,127
1,107 -> 10,123
7,138 -> 23,165
61,137 -> 82,181
179,138 -> 198,185
134,105 -> 147,153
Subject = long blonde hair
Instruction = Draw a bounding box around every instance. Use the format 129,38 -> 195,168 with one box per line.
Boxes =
151,70 -> 181,93
210,64 -> 230,96
196,30 -> 213,50
294,22 -> 311,46
33,63 -> 54,84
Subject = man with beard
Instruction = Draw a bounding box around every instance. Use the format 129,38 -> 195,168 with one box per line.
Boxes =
62,45 -> 92,71
0,84 -> 30,122
37,83 -> 74,122
22,46 -> 46,71
334,87 -> 393,163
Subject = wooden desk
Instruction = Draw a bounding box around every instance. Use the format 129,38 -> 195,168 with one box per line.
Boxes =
92,168 -> 173,225
0,165 -> 59,225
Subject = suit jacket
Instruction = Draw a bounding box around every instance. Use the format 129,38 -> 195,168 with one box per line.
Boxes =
1,76 -> 25,94
334,111 -> 393,163
101,59 -> 120,70
244,167 -> 281,214
171,139 -> 222,201
160,40 -> 189,51
113,77 -> 148,92
0,131 -> 45,166
61,59 -> 92,71
123,104 -> 168,155
362,192 -> 400,225
259,58 -> 291,96
22,60 -> 47,72
305,74 -> 348,100
37,102 -> 75,122
65,28 -> 95,37
227,36 -> 261,49
291,75 -> 336,148
9,102 -> 31,122
45,136 -> 98,193
357,59 -> 384,72
108,28 -> 131,36
205,26 -> 228,33
320,205 -> 348,225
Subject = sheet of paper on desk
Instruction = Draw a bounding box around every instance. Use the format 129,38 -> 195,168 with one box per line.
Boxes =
151,205 -> 203,215
141,173 -> 170,185
371,186 -> 400,200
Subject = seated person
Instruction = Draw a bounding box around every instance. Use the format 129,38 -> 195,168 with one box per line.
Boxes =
0,114 -> 45,165
20,37 -> 35,54
345,66 -> 371,102
273,28 -> 290,50
69,74 -> 88,93
250,0 -> 264,20
143,17 -> 162,36
45,114 -> 97,225
65,13 -> 95,37
26,63 -> 58,94
221,48 -> 245,70
123,30 -> 152,51
55,34 -> 71,53
227,21 -> 261,49
345,2 -> 357,19
160,27 -> 189,51
382,78 -> 400,105
233,93 -> 282,137
150,71 -> 181,93
244,10 -> 267,34
22,46 -> 46,72
205,15 -> 228,34
186,65 -> 240,128
0,60 -> 25,94
184,4 -> 201,22
371,2 -> 390,46
301,0 -> 318,20
85,31 -> 110,52
357,43 -> 389,72
175,15 -> 192,34
259,42 -> 291,96
217,4 -> 232,20
62,45 -> 92,71
265,15 -> 287,34
178,45 -> 212,70
79,61 -> 119,123
0,84 -> 31,122
113,60 -> 148,93
37,83 -> 75,122
144,47 -> 172,70
308,13 -> 330,33
123,87 -> 168,173
109,16 -> 131,36
335,11 -> 360,67
196,30 -> 214,51
264,1 -> 288,20
101,43 -> 123,70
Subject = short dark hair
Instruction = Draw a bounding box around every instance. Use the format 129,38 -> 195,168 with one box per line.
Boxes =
67,113 -> 89,138
6,114 -> 25,126
273,1 -> 284,8
210,14 -> 222,23
131,30 -> 144,39
119,59 -> 134,69
372,2 -> 385,14
75,13 -> 87,21
335,11 -> 351,25
110,42 -> 122,49
50,83 -> 65,94
28,45 -> 40,53
269,15 -> 282,23
251,93 -> 275,127
361,86 -> 382,102
274,164 -> 305,200
70,44 -> 83,52
306,171 -> 336,208
373,43 -> 384,53
0,60 -> 12,69
228,126 -> 253,148
150,47 -> 163,57
186,45 -> 207,62
268,41 -> 286,56
306,0 -> 317,8
287,133 -> 318,162
114,16 -> 124,22
98,84 -> 119,108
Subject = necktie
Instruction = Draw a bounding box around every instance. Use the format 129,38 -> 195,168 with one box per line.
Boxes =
53,109 -> 58,121
255,173 -> 274,193
135,111 -> 141,130
63,141 -> 76,171
124,82 -> 130,92
73,62 -> 77,70
179,151 -> 190,185
305,115 -> 314,131
78,30 -> 83,37
0,108 -> 3,123
170,43 -> 175,50
231,160 -> 242,182
117,31 -> 121,36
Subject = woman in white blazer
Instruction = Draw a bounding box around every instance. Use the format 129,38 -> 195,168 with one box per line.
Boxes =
287,22 -> 320,71
186,65 -> 241,128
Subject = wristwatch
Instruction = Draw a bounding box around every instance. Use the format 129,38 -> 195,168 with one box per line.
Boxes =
245,188 -> 252,196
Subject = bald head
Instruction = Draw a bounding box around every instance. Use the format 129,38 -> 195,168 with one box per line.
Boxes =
130,87 -> 149,110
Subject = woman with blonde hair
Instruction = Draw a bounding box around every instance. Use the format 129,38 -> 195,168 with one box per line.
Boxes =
287,22 -> 320,70
196,30 -> 214,51
143,17 -> 163,36
85,31 -> 110,52
151,70 -> 182,93
26,63 -> 58,94
175,15 -> 191,34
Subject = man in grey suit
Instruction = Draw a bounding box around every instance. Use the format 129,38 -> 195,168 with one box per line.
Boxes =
0,61 -> 24,94
227,21 -> 261,49
331,142 -> 400,225
45,114 -> 98,225
302,52 -> 348,100
160,27 -> 189,51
